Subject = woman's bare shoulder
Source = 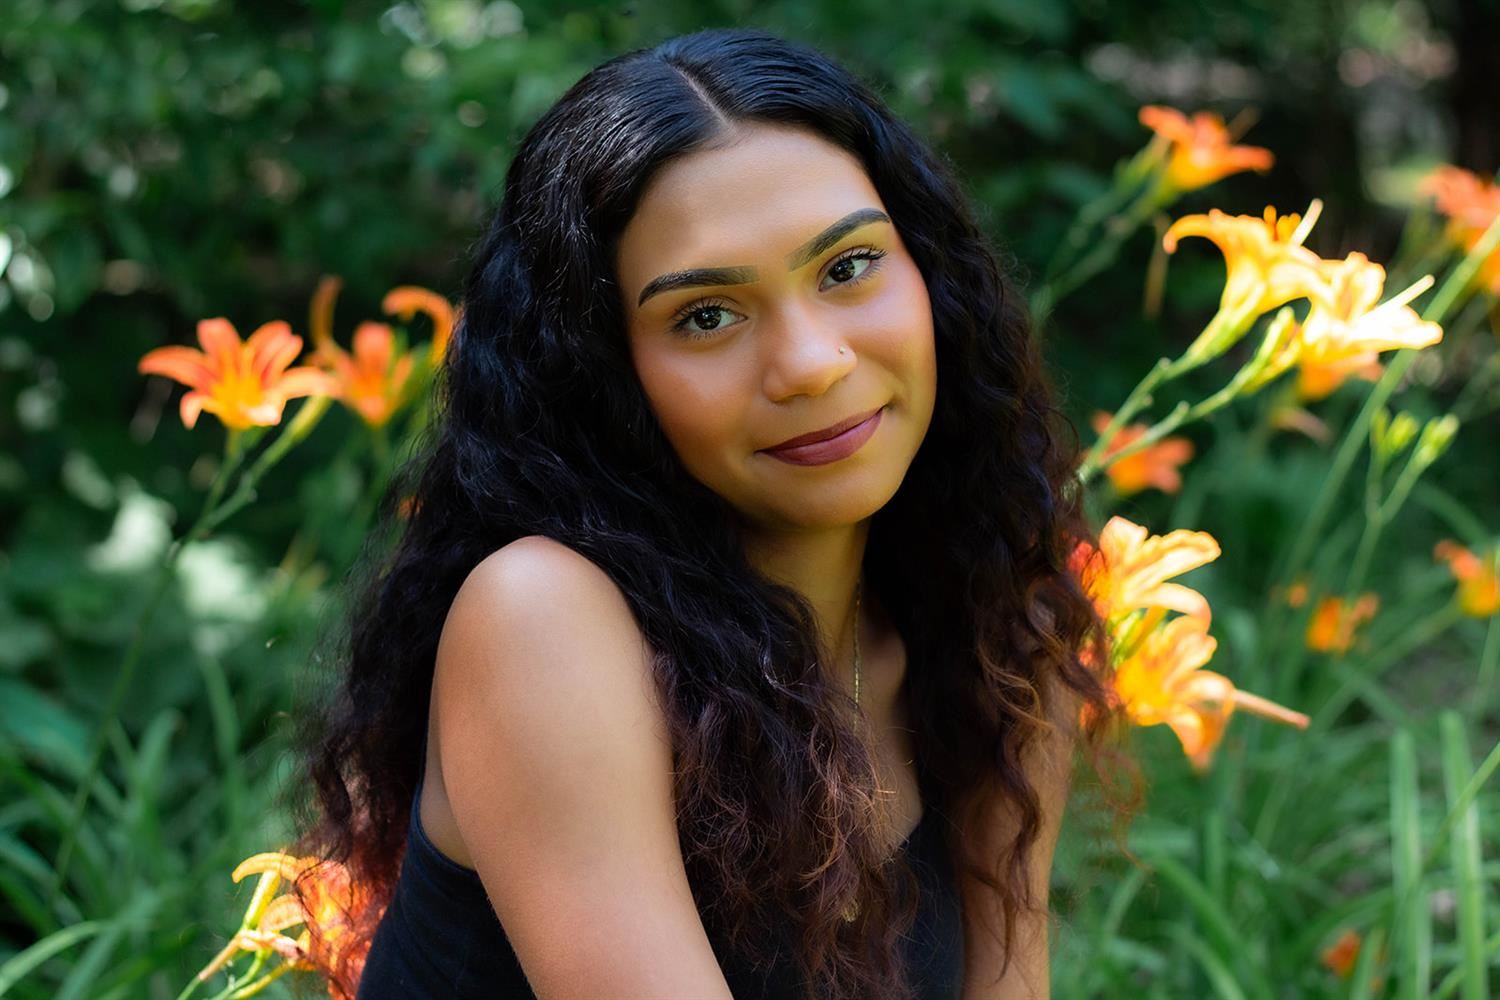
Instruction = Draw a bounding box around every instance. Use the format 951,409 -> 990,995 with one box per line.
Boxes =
431,535 -> 732,998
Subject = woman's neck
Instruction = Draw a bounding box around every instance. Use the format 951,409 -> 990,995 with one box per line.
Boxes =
742,520 -> 870,688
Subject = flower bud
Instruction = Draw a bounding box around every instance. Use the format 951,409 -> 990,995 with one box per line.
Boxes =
1371,407 -> 1420,461
1411,414 -> 1460,470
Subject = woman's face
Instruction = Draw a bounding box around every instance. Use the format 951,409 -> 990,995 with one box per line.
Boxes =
616,123 -> 937,534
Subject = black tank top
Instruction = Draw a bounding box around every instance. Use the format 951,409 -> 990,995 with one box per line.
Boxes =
356,780 -> 966,998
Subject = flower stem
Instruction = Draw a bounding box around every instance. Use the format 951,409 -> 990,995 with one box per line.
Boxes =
1076,357 -> 1174,482
226,962 -> 294,999
1272,213 -> 1499,601
1081,344 -> 1261,481
1035,178 -> 1168,322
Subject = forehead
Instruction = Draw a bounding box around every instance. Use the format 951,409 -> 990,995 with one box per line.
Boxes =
616,125 -> 882,284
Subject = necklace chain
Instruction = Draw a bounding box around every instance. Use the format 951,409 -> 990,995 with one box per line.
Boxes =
843,578 -> 864,924
852,579 -> 862,709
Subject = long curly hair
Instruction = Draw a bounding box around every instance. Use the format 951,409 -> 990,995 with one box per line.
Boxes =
289,27 -> 1126,1000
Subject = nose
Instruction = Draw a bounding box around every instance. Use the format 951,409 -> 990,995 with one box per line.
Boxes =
760,304 -> 857,402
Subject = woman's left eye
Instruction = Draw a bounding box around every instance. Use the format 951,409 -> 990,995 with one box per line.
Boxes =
820,248 -> 888,291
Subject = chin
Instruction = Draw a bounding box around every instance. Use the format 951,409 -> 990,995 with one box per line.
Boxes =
748,465 -> 909,532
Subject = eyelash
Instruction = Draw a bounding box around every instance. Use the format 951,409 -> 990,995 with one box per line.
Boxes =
667,246 -> 889,338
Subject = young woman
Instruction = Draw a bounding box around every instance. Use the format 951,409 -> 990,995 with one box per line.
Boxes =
295,27 -> 1118,1000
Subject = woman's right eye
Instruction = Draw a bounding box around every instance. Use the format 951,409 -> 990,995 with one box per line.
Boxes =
670,299 -> 741,339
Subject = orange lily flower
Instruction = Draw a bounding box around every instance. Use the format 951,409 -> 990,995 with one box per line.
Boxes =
1291,253 -> 1443,401
307,276 -> 421,426
1107,610 -> 1307,770
323,321 -> 416,428
1074,516 -> 1307,769
1163,202 -> 1330,359
1321,928 -> 1361,978
1072,515 -> 1220,624
1138,105 -> 1274,194
197,851 -> 377,1000
1305,593 -> 1380,653
1296,355 -> 1384,401
1091,412 -> 1194,495
1421,165 -> 1500,296
1320,928 -> 1386,989
1434,540 -> 1500,618
138,318 -> 335,430
384,286 -> 456,362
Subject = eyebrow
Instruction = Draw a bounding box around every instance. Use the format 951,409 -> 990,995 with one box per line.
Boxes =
635,208 -> 892,307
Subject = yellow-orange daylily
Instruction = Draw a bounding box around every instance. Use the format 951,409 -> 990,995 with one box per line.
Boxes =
138,318 -> 336,430
1091,411 -> 1194,495
1434,540 -> 1500,618
1421,165 -> 1500,297
306,276 -> 422,427
322,321 -> 416,428
384,286 -> 456,362
1306,593 -> 1380,653
1296,354 -> 1385,402
1291,252 -> 1444,401
1106,609 -> 1307,770
1163,202 -> 1330,361
197,851 -> 376,1000
1073,516 -> 1307,769
1138,105 -> 1274,194
1072,515 -> 1220,624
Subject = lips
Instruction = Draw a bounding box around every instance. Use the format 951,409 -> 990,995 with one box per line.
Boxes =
762,406 -> 886,452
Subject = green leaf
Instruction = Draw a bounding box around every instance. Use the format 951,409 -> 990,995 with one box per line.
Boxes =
1147,854 -> 1272,997
1178,928 -> 1249,1000
0,921 -> 103,995
1438,713 -> 1488,1000
1389,728 -> 1431,1000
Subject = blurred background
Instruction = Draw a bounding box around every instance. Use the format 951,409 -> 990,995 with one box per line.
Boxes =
1,1 -> 1497,997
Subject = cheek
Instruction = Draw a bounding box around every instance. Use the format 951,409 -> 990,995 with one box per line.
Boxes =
866,267 -> 937,394
632,345 -> 748,465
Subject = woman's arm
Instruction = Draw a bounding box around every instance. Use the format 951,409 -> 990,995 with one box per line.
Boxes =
433,536 -> 734,1000
959,680 -> 1078,1000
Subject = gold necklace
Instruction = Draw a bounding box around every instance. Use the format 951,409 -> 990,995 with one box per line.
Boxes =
842,579 -> 864,925
852,579 -> 862,709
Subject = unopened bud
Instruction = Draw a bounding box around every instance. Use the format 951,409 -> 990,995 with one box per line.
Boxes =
1372,408 -> 1420,461
1412,414 -> 1460,469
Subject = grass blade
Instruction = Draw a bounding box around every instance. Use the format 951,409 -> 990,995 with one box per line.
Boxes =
1178,928 -> 1248,1000
1438,712 -> 1488,1000
1390,728 -> 1431,1000
1348,925 -> 1387,1000
0,921 -> 103,995
1148,854 -> 1272,998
